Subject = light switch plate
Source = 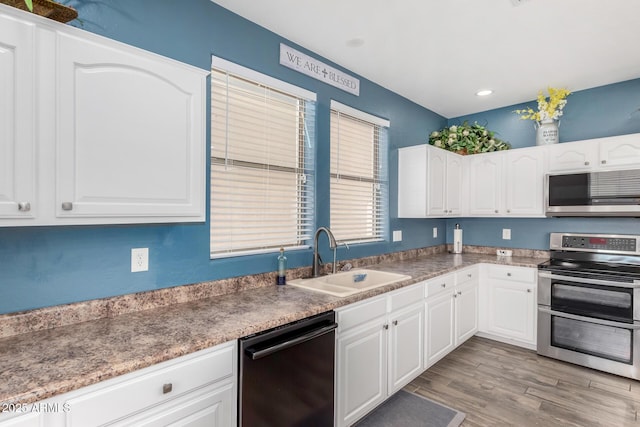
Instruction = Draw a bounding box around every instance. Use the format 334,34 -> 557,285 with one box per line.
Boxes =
131,248 -> 149,272
392,230 -> 402,242
433,227 -> 438,238
502,229 -> 511,240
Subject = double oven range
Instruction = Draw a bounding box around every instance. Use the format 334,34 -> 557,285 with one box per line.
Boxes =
537,233 -> 640,379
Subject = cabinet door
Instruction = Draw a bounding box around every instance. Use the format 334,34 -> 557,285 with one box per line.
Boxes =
598,134 -> 640,169
547,140 -> 598,172
505,148 -> 545,216
486,280 -> 536,344
55,32 -> 207,222
0,13 -> 35,220
336,319 -> 387,427
427,148 -> 447,216
397,145 -> 427,218
467,153 -> 502,215
445,153 -> 463,215
455,280 -> 478,345
388,303 -> 424,394
424,291 -> 455,368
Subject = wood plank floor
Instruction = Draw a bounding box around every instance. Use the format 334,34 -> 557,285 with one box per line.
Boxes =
403,336 -> 640,426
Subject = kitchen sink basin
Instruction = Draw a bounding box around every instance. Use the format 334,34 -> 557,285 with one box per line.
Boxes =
288,269 -> 411,297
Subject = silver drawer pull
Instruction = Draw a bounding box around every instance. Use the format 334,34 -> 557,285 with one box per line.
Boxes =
584,161 -> 590,166
601,160 -> 607,164
61,202 -> 73,211
163,383 -> 173,394
18,202 -> 31,212
383,324 -> 389,330
441,283 -> 446,288
393,320 -> 398,326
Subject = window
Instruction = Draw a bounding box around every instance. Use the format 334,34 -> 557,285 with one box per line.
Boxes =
330,101 -> 389,243
210,57 -> 315,257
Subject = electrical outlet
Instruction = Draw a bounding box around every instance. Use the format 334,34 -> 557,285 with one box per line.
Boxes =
433,227 -> 438,238
131,248 -> 149,272
497,249 -> 513,257
392,230 -> 402,242
502,229 -> 511,240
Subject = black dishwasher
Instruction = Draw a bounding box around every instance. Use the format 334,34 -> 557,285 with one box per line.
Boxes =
239,311 -> 337,427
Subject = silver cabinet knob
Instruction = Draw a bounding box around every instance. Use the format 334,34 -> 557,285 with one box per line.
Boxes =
527,289 -> 532,293
163,383 -> 173,394
61,202 -> 73,211
18,202 -> 31,212
467,273 -> 472,278
441,283 -> 446,288
453,293 -> 458,298
494,210 -> 499,213
507,272 -> 512,277
584,161 -> 590,166
507,209 -> 511,213
383,324 -> 389,330
393,320 -> 398,326
601,160 -> 607,164
457,291 -> 462,295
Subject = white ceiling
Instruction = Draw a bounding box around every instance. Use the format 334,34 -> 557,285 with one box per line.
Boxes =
212,0 -> 640,118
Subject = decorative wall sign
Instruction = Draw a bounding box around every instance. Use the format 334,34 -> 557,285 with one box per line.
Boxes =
280,43 -> 360,96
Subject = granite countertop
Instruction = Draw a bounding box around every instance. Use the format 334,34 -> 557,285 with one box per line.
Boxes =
0,252 -> 545,407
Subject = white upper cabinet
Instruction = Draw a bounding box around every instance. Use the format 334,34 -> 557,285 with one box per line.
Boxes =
55,32 -> 207,220
466,152 -> 503,215
397,145 -> 428,217
505,147 -> 545,216
0,5 -> 208,226
0,12 -> 35,220
547,140 -> 597,172
548,134 -> 640,173
397,144 -> 462,218
466,148 -> 545,217
598,133 -> 640,169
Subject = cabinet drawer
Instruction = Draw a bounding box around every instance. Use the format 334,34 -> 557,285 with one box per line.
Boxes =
425,273 -> 455,298
389,283 -> 424,312
487,265 -> 535,283
337,295 -> 387,333
456,267 -> 478,285
65,342 -> 234,426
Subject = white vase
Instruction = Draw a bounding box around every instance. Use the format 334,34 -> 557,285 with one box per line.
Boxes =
535,120 -> 559,145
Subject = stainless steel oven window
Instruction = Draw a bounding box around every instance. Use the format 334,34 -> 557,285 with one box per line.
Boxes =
552,316 -> 632,364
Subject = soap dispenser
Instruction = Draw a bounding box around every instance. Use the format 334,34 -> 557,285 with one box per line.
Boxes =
277,247 -> 287,285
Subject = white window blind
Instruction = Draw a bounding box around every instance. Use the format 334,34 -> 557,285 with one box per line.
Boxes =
330,102 -> 389,243
210,63 -> 315,257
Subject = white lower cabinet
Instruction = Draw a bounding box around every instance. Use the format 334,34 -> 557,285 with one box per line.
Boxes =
9,341 -> 238,427
424,266 -> 479,368
335,284 -> 424,427
479,265 -> 537,348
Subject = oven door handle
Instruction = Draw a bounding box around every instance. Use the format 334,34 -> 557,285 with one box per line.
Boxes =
538,306 -> 640,329
538,271 -> 640,289
245,323 -> 338,360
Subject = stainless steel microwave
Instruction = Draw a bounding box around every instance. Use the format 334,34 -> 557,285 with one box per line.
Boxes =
545,169 -> 640,216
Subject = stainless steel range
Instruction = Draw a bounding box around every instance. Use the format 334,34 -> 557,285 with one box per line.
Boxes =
537,232 -> 640,379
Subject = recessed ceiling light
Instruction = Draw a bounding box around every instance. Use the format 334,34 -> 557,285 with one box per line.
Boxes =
346,38 -> 365,48
476,89 -> 493,97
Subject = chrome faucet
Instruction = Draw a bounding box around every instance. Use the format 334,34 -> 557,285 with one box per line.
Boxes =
312,227 -> 337,277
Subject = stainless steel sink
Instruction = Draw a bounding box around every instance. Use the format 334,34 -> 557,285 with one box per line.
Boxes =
288,269 -> 411,297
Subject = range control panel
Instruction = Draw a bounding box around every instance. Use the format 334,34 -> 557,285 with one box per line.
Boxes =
550,233 -> 639,254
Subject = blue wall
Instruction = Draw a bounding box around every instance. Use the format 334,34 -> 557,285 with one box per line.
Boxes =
0,0 -> 445,314
444,79 -> 640,249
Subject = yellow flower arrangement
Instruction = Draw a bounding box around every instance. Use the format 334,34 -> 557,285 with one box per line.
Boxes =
515,87 -> 571,122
